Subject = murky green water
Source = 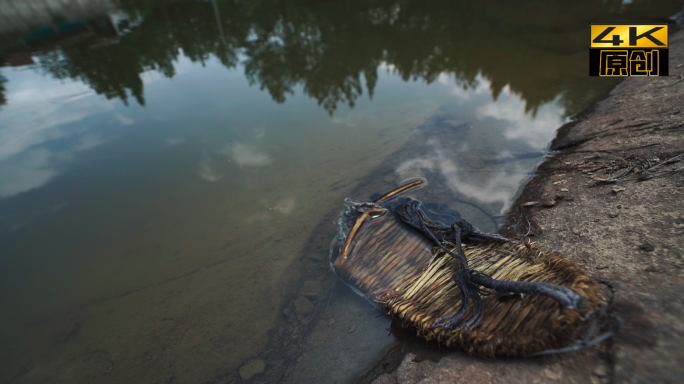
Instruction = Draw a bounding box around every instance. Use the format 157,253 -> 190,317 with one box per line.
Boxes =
1,0 -> 682,383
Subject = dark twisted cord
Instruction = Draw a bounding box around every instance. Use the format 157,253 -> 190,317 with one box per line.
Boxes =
390,198 -> 588,330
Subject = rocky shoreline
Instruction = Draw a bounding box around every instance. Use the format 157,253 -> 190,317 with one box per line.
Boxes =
364,29 -> 684,384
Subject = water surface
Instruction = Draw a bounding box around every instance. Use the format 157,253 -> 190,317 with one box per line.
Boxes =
1,1 -> 682,383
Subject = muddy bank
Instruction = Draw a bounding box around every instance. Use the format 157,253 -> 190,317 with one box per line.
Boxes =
363,29 -> 684,384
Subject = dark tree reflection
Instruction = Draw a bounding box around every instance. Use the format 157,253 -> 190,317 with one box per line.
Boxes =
1,0 -> 682,115
0,74 -> 6,107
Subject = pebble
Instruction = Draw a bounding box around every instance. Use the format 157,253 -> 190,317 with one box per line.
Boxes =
640,243 -> 655,252
541,365 -> 563,381
307,252 -> 326,262
293,296 -> 314,318
593,364 -> 607,377
239,359 -> 266,381
299,280 -> 327,302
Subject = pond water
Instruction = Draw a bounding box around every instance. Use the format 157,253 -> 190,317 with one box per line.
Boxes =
1,1 -> 682,383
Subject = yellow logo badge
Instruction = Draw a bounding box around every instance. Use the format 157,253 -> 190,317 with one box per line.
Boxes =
590,24 -> 668,77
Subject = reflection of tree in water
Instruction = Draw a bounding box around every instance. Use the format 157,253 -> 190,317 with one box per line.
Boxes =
0,74 -> 6,107
33,1 -> 242,106
11,0 -> 683,115
241,6 -> 382,113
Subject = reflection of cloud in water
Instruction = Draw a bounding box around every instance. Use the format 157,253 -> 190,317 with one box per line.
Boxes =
0,149 -> 59,198
197,155 -> 225,182
0,76 -> 118,198
477,86 -> 565,149
165,137 -> 186,146
219,143 -> 272,167
75,132 -> 108,151
439,73 -> 493,101
0,125 -> 112,197
0,65 -> 166,193
396,138 -> 534,214
114,113 -> 134,126
378,62 -> 397,72
0,82 -> 114,162
330,116 -> 358,127
410,73 -> 568,212
440,73 -> 566,150
198,142 -> 273,182
253,125 -> 267,139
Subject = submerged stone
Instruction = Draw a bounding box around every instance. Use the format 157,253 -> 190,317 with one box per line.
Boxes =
239,359 -> 265,381
307,252 -> 326,262
299,280 -> 327,301
293,296 -> 314,318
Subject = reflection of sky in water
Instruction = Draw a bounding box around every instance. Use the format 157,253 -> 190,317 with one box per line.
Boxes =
2,1 -> 681,382
0,61 -> 566,215
0,73 -> 114,198
196,143 -> 275,182
0,54 -> 564,375
396,73 -> 567,214
0,59 -> 564,225
0,57 -> 227,199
